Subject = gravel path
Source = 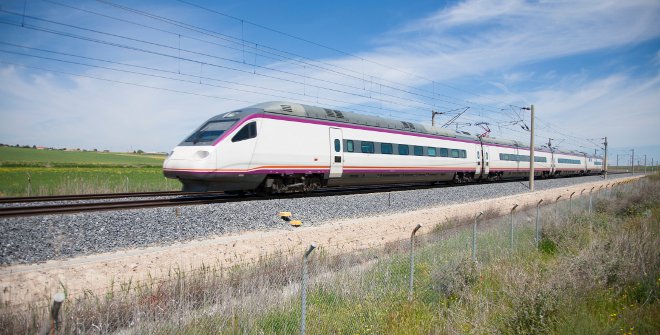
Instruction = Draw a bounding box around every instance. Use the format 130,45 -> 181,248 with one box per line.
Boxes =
0,174 -> 631,265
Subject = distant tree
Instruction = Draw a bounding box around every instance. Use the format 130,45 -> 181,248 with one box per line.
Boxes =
137,149 -> 145,154
32,145 -> 36,149
93,148 -> 98,152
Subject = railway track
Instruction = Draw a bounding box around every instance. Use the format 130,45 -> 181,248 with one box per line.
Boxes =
0,193 -> 237,217
0,173 -> 629,218
0,183 -> 443,217
0,190 -> 225,204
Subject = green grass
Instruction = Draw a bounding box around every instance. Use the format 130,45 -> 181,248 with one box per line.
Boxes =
0,146 -> 165,167
0,146 -> 179,196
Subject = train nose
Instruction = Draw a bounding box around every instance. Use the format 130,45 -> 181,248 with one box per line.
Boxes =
166,148 -> 212,161
163,146 -> 216,175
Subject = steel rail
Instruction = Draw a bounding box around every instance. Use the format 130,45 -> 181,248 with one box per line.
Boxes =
0,193 -> 236,217
0,190 -> 225,204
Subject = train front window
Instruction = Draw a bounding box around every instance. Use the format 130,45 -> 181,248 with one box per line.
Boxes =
183,120 -> 236,145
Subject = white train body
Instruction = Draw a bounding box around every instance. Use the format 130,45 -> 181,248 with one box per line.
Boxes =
163,102 -> 604,193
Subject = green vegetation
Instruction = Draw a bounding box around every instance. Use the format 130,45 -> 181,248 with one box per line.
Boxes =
0,146 -> 165,167
0,146 -> 179,196
1,176 -> 658,334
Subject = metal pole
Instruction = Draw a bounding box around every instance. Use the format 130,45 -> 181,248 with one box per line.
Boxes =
555,195 -> 562,223
472,212 -> 483,263
530,105 -> 535,192
300,243 -> 317,335
631,149 -> 634,175
644,154 -> 647,174
589,187 -> 595,214
569,191 -> 576,215
409,224 -> 422,301
603,136 -> 608,178
535,200 -> 543,247
580,189 -> 586,213
50,292 -> 65,335
510,204 -> 519,252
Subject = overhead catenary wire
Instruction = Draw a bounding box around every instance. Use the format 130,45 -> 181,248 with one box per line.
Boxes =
0,4 -> 523,119
0,11 -> 448,115
0,48 -> 430,120
0,1 -> 603,153
94,0 -> 519,116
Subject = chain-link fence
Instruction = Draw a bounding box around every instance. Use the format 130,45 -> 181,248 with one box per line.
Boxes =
2,177 -> 657,334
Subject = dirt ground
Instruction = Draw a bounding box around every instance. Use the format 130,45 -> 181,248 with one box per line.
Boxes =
0,176 -> 641,306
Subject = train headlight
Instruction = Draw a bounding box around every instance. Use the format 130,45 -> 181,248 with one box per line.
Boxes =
195,150 -> 210,159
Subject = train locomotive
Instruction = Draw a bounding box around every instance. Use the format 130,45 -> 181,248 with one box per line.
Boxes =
163,101 -> 604,193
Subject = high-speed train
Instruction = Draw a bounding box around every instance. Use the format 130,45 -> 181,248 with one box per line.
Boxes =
163,102 -> 604,193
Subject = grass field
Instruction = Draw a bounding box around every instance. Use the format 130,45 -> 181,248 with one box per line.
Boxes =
0,146 -> 180,196
0,146 -> 165,167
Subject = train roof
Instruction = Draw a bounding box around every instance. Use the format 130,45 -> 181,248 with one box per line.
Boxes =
247,101 -> 601,158
253,101 -> 480,141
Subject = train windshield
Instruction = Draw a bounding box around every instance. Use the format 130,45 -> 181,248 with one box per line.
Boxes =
182,120 -> 236,145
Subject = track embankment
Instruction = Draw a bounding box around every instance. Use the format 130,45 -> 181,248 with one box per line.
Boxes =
0,175 -> 643,306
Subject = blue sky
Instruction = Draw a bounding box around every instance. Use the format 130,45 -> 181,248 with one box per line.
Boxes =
0,0 -> 659,165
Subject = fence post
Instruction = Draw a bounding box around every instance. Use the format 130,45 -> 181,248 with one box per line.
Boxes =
510,204 -> 519,253
300,243 -> 317,335
535,199 -> 543,247
580,189 -> 586,212
408,224 -> 422,301
555,195 -> 562,223
472,212 -> 483,263
50,292 -> 65,335
26,172 -> 32,197
125,176 -> 129,192
569,191 -> 576,215
589,187 -> 595,215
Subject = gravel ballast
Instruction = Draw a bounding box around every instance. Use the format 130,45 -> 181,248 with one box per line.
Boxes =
0,174 -> 632,265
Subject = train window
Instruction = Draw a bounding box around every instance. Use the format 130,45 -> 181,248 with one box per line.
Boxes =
334,139 -> 341,152
398,144 -> 409,155
231,122 -> 257,142
459,150 -> 467,158
427,147 -> 437,156
361,141 -> 375,154
439,148 -> 449,157
184,120 -> 235,145
534,156 -> 547,163
451,149 -> 459,158
381,143 -> 393,154
346,140 -> 354,152
413,146 -> 423,156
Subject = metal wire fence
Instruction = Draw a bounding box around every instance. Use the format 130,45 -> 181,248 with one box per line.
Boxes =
1,177 -> 654,334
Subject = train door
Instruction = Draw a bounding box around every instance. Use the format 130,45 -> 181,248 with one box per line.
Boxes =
329,128 -> 344,178
483,146 -> 490,176
479,145 -> 490,177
